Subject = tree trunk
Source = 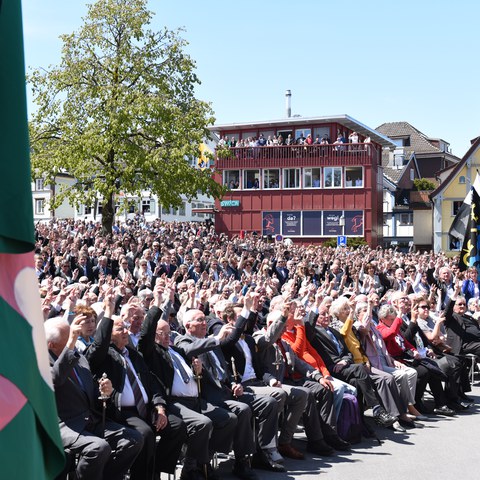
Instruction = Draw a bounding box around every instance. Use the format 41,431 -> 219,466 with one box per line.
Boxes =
101,192 -> 115,235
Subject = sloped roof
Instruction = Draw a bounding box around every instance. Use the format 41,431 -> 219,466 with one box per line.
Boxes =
383,166 -> 406,184
430,136 -> 480,199
376,121 -> 444,154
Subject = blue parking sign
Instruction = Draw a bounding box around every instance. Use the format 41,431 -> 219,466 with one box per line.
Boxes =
337,235 -> 347,247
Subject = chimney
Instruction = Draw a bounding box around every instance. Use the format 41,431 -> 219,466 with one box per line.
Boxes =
285,90 -> 291,118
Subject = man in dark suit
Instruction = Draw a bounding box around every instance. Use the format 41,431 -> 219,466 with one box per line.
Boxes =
74,253 -> 95,283
45,316 -> 142,480
273,258 -> 289,287
175,305 -> 282,476
92,255 -> 112,283
86,292 -> 186,480
254,308 -> 350,456
306,304 -> 397,428
138,284 -> 235,480
155,253 -> 178,278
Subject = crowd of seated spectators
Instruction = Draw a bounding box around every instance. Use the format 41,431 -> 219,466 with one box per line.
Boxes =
37,217 -> 479,480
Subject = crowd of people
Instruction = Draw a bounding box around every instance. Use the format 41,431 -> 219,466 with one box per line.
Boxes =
37,217 -> 480,480
218,130 -> 372,151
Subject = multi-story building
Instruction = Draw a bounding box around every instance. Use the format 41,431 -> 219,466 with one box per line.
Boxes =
210,115 -> 395,246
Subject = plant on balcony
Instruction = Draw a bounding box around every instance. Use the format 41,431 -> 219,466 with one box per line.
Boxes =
216,146 -> 234,159
413,178 -> 436,191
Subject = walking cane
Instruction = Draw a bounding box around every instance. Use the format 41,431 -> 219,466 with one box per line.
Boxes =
98,372 -> 109,439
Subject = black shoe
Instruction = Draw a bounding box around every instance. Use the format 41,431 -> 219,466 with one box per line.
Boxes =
306,439 -> 335,456
459,393 -> 474,403
204,463 -> 221,480
415,401 -> 434,415
252,451 -> 285,472
447,401 -> 470,411
433,405 -> 456,417
180,468 -> 206,480
373,409 -> 396,427
233,458 -> 258,480
325,436 -> 351,451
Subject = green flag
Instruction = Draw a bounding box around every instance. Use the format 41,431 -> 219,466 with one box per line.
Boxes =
0,1 -> 65,478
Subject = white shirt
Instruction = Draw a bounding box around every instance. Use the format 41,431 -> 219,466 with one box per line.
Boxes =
120,350 -> 148,408
238,338 -> 256,382
170,349 -> 199,397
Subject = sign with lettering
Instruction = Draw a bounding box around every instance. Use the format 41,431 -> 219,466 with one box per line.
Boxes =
323,211 -> 343,236
282,211 -> 301,236
220,200 -> 240,207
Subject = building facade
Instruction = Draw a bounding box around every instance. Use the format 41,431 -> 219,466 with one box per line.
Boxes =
211,115 -> 395,246
430,136 -> 480,253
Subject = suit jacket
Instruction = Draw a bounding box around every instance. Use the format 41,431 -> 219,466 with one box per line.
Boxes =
85,315 -> 165,417
158,263 -> 177,278
50,347 -> 102,447
444,298 -> 480,354
211,313 -> 266,383
174,332 -> 236,405
304,317 -> 354,372
253,313 -> 322,385
137,305 -> 187,399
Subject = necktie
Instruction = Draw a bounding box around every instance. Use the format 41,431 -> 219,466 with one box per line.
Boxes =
122,350 -> 147,418
169,349 -> 190,384
207,351 -> 225,382
327,329 -> 343,355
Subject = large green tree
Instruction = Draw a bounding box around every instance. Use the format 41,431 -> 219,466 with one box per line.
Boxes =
29,0 -> 224,233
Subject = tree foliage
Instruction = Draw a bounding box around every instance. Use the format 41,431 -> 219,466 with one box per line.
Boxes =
413,178 -> 437,191
29,0 -> 224,232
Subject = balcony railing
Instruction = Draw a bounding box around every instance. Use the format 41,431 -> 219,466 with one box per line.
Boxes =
215,143 -> 380,170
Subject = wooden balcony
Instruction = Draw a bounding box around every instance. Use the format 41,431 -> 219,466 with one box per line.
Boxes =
215,143 -> 381,170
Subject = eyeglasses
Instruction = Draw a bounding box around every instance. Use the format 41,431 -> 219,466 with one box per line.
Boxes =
456,303 -> 466,306
418,305 -> 429,309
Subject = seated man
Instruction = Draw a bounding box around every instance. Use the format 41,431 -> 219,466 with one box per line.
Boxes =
46,315 -> 142,480
175,303 -> 282,476
138,283 -> 238,480
306,302 -> 397,428
86,290 -> 187,480
254,306 -> 351,457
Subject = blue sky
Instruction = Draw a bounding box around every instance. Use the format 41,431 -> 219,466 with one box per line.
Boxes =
22,0 -> 479,157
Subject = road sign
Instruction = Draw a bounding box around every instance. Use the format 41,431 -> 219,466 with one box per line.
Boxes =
337,235 -> 347,247
275,234 -> 283,242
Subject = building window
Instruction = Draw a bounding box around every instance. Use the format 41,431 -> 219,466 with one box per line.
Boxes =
449,235 -> 461,251
459,176 -> 466,184
304,168 -> 321,188
244,170 -> 260,189
452,200 -> 463,216
84,205 -> 93,215
263,169 -> 280,189
35,178 -> 44,191
35,198 -> 45,215
224,170 -> 240,190
345,167 -> 363,187
399,213 -> 413,225
240,131 -> 256,141
324,167 -> 342,188
178,202 -> 186,216
142,199 -> 154,214
295,128 -> 311,142
97,205 -> 103,215
283,168 -> 300,189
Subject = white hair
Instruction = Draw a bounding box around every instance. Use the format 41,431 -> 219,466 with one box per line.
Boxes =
44,317 -> 69,344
